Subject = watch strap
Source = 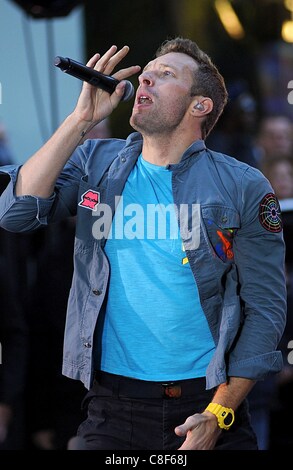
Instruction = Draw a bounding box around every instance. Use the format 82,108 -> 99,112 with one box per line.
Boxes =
205,402 -> 235,430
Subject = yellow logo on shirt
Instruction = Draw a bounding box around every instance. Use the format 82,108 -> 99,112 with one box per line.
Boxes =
182,243 -> 189,265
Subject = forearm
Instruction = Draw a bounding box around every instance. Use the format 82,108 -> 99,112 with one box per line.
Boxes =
15,113 -> 92,198
210,377 -> 256,410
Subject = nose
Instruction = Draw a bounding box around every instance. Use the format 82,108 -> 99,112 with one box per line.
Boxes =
138,71 -> 154,86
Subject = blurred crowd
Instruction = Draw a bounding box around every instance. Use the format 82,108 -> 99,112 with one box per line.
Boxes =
0,120 -> 110,450
209,82 -> 293,451
0,82 -> 292,450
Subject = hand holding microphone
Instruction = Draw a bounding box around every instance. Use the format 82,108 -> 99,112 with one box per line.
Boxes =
55,55 -> 135,102
54,45 -> 140,137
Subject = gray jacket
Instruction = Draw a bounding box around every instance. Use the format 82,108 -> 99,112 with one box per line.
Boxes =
0,133 -> 287,390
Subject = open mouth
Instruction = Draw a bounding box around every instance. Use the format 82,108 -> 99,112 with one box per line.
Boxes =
137,95 -> 153,104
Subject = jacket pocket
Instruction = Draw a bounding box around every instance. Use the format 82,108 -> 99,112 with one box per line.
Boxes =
201,205 -> 240,262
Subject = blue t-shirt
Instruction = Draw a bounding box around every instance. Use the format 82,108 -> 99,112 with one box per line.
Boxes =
100,154 -> 215,381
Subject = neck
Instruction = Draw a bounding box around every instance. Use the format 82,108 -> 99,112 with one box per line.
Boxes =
141,132 -> 202,166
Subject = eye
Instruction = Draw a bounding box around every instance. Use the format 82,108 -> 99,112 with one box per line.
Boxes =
162,70 -> 174,77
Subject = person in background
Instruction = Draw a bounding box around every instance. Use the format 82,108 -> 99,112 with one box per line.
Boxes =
251,155 -> 293,449
0,126 -> 28,449
256,115 -> 293,164
261,156 -> 293,201
260,155 -> 293,449
0,158 -> 28,449
0,235 -> 28,450
0,38 -> 286,450
261,156 -> 293,266
206,80 -> 260,168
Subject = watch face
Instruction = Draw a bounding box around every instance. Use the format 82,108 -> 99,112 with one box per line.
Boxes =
222,410 -> 233,426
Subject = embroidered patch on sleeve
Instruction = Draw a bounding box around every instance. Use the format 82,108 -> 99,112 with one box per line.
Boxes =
259,193 -> 282,232
78,189 -> 100,211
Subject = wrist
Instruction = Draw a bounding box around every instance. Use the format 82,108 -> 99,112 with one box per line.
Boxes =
204,403 -> 235,430
203,409 -> 219,427
67,113 -> 98,140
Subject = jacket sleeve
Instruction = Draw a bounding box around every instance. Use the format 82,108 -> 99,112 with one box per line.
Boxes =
0,142 -> 92,233
227,166 -> 287,379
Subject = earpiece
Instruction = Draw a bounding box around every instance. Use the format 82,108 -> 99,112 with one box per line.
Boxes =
195,102 -> 204,111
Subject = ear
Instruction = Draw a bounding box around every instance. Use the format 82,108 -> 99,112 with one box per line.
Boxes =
190,97 -> 213,116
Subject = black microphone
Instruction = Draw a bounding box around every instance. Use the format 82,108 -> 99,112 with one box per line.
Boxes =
54,56 -> 135,102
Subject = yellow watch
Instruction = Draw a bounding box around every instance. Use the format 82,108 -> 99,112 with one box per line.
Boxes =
205,403 -> 235,430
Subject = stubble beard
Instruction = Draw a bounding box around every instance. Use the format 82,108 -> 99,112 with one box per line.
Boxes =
130,114 -> 167,136
130,104 -> 187,137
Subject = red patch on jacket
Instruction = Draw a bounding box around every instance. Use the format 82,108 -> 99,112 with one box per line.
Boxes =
78,190 -> 100,211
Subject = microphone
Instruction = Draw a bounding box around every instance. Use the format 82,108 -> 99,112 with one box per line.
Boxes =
54,56 -> 135,102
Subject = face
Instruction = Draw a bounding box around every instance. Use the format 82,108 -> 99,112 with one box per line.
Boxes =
259,117 -> 293,157
130,52 -> 198,136
268,161 -> 293,200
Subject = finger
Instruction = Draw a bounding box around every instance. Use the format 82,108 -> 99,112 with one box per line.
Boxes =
113,65 -> 141,82
102,45 -> 132,75
86,53 -> 100,68
174,415 -> 199,436
108,80 -> 133,108
174,424 -> 187,437
114,81 -> 129,100
94,45 -> 118,71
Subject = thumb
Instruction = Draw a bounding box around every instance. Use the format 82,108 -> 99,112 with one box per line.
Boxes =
174,415 -> 199,436
114,81 -> 129,101
174,423 -> 187,437
114,80 -> 135,104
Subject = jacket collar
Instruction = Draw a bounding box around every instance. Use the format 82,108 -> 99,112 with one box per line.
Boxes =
124,132 -> 206,169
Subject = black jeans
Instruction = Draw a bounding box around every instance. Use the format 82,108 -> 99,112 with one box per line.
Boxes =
77,372 -> 258,450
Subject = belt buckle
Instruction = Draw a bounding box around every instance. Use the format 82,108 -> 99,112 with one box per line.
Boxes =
162,383 -> 181,398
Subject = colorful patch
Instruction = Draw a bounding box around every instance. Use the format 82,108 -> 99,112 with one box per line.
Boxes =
206,218 -> 235,261
78,189 -> 100,211
216,230 -> 234,260
259,193 -> 282,233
